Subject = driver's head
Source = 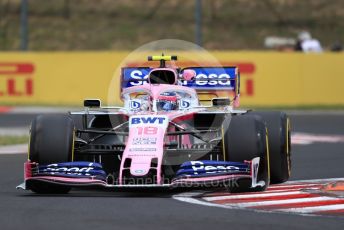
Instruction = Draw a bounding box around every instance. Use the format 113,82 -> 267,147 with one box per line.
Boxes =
157,92 -> 178,111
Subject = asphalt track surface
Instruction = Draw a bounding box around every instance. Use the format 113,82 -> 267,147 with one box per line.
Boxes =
0,112 -> 343,230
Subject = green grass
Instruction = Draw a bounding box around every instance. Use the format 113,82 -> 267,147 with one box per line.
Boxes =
1,0 -> 344,51
0,135 -> 29,146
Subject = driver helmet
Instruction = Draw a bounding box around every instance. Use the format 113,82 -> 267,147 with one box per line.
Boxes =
157,92 -> 178,111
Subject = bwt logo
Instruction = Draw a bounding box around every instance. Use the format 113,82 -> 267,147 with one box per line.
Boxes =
180,100 -> 190,108
0,63 -> 34,97
131,116 -> 166,124
130,100 -> 141,109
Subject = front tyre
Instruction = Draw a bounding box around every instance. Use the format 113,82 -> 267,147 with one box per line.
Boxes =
250,111 -> 291,184
28,114 -> 75,194
222,114 -> 270,192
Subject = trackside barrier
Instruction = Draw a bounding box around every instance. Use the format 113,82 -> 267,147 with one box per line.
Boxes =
0,51 -> 344,106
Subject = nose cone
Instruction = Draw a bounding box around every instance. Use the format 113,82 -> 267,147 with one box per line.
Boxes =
130,159 -> 152,176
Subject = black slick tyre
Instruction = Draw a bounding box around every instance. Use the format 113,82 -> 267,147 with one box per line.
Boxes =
250,111 -> 291,184
28,114 -> 75,194
222,114 -> 270,192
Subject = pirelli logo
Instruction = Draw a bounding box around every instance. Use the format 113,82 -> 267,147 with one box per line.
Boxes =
0,63 -> 34,97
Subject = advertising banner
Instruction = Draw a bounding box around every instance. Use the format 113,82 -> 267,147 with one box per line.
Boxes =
1,51 -> 344,106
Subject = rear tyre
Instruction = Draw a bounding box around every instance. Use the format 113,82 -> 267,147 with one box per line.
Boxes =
250,111 -> 291,184
28,114 -> 75,194
222,114 -> 270,192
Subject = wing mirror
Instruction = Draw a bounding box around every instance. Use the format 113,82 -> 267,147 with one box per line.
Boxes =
84,99 -> 101,108
212,98 -> 230,106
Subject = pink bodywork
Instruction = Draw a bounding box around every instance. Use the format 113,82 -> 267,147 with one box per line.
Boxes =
22,66 -> 243,188
118,66 -> 242,185
119,76 -> 200,184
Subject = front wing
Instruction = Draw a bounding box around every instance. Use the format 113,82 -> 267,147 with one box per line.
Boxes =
17,158 -> 264,190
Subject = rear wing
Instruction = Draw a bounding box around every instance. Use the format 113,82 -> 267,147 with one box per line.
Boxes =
121,66 -> 240,103
180,66 -> 239,95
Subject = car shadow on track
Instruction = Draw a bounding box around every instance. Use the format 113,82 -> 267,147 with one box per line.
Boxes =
18,187 -> 213,198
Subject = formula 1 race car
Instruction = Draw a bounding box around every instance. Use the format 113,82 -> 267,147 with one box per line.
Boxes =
17,55 -> 291,194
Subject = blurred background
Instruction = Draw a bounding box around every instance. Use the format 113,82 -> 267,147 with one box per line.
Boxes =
0,0 -> 344,122
0,0 -> 343,51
